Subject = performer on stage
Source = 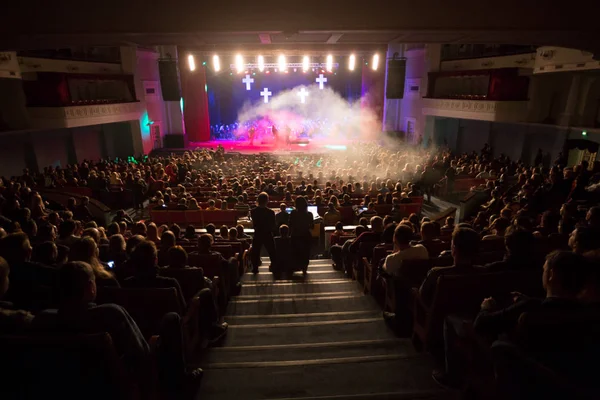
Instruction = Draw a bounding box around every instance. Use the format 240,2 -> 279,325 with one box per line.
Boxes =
285,125 -> 292,145
248,125 -> 256,146
272,125 -> 279,143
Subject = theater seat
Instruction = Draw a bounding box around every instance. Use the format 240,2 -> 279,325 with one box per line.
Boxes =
96,287 -> 182,339
0,332 -> 143,400
160,267 -> 206,304
411,270 -> 542,355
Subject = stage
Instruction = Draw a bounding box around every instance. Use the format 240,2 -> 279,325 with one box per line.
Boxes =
187,138 -> 352,154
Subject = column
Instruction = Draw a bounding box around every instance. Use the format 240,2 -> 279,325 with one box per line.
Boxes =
382,44 -> 404,132
120,46 -> 152,155
558,74 -> 582,126
159,46 -> 185,137
180,63 -> 211,142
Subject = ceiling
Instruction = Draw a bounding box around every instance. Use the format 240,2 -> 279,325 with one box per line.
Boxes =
2,1 -> 599,55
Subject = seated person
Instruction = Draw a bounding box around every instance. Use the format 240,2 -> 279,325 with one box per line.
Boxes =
383,224 -> 429,277
205,200 -> 217,211
323,203 -> 341,226
569,226 -> 600,257
340,194 -> 353,207
330,221 -> 346,246
441,217 -> 455,234
358,202 -> 377,219
123,240 -> 187,311
236,224 -> 251,240
413,222 -> 443,256
381,222 -> 397,245
399,192 -> 413,204
475,251 -> 587,338
0,256 -> 34,334
31,261 -> 202,390
190,234 -> 239,295
32,241 -> 59,268
484,227 -> 537,272
419,227 -> 483,306
408,184 -> 422,197
273,225 -> 293,274
482,217 -> 511,241
276,204 -> 290,227
69,237 -> 120,288
167,246 -> 191,269
0,233 -> 57,312
216,225 -> 229,241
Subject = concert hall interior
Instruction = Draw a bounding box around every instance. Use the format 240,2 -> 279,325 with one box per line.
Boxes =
1,2 -> 600,400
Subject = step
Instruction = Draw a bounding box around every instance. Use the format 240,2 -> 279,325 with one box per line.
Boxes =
242,270 -> 345,282
257,264 -> 333,272
226,310 -> 379,325
240,279 -> 359,296
226,292 -> 379,316
199,338 -> 416,365
196,357 -> 443,400
219,317 -> 396,347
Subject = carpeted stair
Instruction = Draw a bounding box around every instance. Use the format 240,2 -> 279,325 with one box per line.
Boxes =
196,258 -> 451,400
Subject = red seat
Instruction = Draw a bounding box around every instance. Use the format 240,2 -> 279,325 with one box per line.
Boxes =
339,206 -> 356,224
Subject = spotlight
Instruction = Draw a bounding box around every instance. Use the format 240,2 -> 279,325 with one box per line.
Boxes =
188,54 -> 196,71
213,55 -> 220,72
303,55 -> 310,72
257,55 -> 265,72
278,54 -> 286,72
372,54 -> 379,71
293,68 -> 297,72
348,54 -> 355,71
326,54 -> 333,72
235,54 -> 244,74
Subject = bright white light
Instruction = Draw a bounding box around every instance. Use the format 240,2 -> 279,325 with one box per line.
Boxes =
348,54 -> 355,71
372,54 -> 379,71
257,55 -> 265,72
213,55 -> 220,72
302,55 -> 310,72
326,54 -> 333,72
187,55 -> 196,71
325,144 -> 347,151
235,54 -> 244,74
278,54 -> 286,72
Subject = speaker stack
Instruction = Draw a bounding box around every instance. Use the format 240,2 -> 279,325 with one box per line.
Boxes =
386,59 -> 406,99
158,60 -> 182,101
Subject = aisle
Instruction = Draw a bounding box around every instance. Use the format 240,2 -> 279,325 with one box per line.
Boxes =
196,258 -> 448,400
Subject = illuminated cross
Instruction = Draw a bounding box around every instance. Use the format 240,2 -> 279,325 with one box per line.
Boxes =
260,88 -> 272,103
242,74 -> 254,91
298,87 -> 309,103
315,73 -> 328,89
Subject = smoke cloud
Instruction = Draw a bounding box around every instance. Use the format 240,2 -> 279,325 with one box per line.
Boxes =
236,85 -> 381,143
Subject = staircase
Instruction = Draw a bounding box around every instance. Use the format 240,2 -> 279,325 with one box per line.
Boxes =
196,258 -> 448,400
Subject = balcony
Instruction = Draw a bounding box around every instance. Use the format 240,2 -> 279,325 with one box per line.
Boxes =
27,101 -> 142,129
422,98 -> 529,123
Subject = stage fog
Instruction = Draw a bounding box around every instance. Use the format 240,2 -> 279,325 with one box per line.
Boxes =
234,86 -> 381,145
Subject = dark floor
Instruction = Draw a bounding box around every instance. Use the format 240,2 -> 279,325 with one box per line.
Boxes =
195,258 -> 451,400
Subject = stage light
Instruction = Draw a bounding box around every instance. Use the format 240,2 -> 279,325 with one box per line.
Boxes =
213,55 -> 221,72
257,55 -> 265,72
348,54 -> 356,71
235,54 -> 244,74
187,55 -> 196,71
294,68 -> 297,72
372,54 -> 379,71
326,54 -> 333,72
278,54 -> 286,72
303,56 -> 310,72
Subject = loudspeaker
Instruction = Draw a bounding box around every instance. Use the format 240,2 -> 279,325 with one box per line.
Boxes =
386,59 -> 406,99
158,60 -> 182,101
163,134 -> 186,148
